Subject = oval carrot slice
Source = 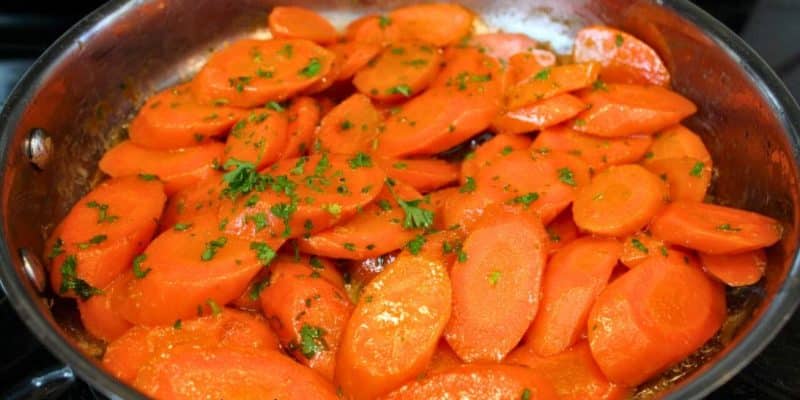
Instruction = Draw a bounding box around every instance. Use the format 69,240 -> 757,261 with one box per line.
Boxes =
587,253 -> 726,386
345,15 -> 396,46
129,83 -> 246,150
444,206 -> 548,362
471,33 -> 553,65
650,201 -> 783,254
700,249 -> 766,287
427,187 -> 459,230
78,272 -> 133,342
260,258 -> 352,380
336,252 -> 452,400
644,157 -> 711,202
620,231 -> 669,268
532,125 -> 653,171
268,6 -> 338,44
507,63 -> 601,109
526,237 -> 622,356
99,140 -> 223,195
572,84 -> 697,137
644,124 -> 712,165
388,3 -> 474,47
280,96 -> 321,159
224,108 -> 289,169
381,364 -> 557,400
193,39 -> 335,107
573,164 -> 667,236
47,176 -> 166,298
506,341 -> 629,400
506,52 -> 551,87
424,340 -> 463,375
328,41 -> 382,82
493,93 -> 586,135
133,348 -> 337,400
353,42 -> 442,102
159,172 -> 223,231
461,134 -> 532,183
545,209 -> 580,254
219,154 -> 386,240
119,215 -> 281,325
433,47 -> 504,98
298,181 -> 424,259
574,26 -> 670,86
102,308 -> 279,383
316,94 -> 382,154
377,157 -> 459,192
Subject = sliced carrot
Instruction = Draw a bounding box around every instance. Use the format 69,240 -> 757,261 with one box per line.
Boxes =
345,15 -> 396,46
336,252 -> 452,400
505,52 -> 546,88
545,209 -> 580,254
353,42 -> 442,102
426,187 -> 460,230
573,164 -> 667,236
328,41 -> 382,82
573,26 -> 670,86
381,364 -> 558,400
493,93 -> 586,135
700,249 -> 766,286
424,341 -> 463,375
376,157 -> 459,192
507,63 -> 601,109
573,84 -> 697,137
224,108 -> 289,169
441,189 -> 501,233
193,39 -> 335,107
102,308 -> 279,383
133,348 -> 337,400
129,83 -> 246,150
119,215 -> 281,325
620,231 -> 669,268
414,229 -> 466,268
644,124 -> 712,165
47,176 -> 165,298
538,150 -> 592,187
159,172 -> 223,231
507,341 -> 629,400
316,94 -> 382,154
78,272 -> 133,342
587,253 -> 726,386
444,205 -> 548,362
268,6 -> 338,44
260,258 -> 352,380
298,181 -> 423,259
281,96 -> 321,159
461,134 -> 532,183
532,125 -> 653,170
526,237 -> 622,356
651,201 -> 782,254
99,140 -> 223,195
644,157 -> 711,202
471,33 -> 555,66
434,47 -> 504,96
388,3 -> 474,47
219,154 -> 386,241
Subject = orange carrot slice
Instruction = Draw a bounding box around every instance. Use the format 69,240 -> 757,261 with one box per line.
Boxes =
493,93 -> 586,135
281,96 -> 321,159
620,231 -> 669,268
388,3 -> 474,47
78,272 -> 133,342
159,172 -> 223,231
700,250 -> 766,286
574,26 -> 670,86
224,108 -> 289,169
545,209 -> 580,254
316,94 -> 382,155
345,15 -> 396,46
471,33 -> 555,66
461,134 -> 532,183
507,63 -> 601,109
644,157 -> 711,202
377,157 -> 459,192
353,42 -> 442,102
424,340 -> 463,375
268,6 -> 338,44
532,125 -> 653,170
644,124 -> 712,165
328,41 -> 382,82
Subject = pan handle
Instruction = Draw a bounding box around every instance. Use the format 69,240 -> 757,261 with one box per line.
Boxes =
2,364 -> 76,400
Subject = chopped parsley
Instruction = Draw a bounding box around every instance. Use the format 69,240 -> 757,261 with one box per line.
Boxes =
533,67 -> 551,81
322,203 -> 342,216
521,388 -> 532,400
348,152 -> 373,169
174,222 -> 192,231
299,324 -> 327,358
558,167 -> 577,187
278,44 -> 293,58
299,58 -> 322,77
228,76 -> 251,92
378,199 -> 392,211
49,238 -> 64,259
510,192 -> 539,207
207,299 -> 222,316
378,15 -> 392,28
222,159 -> 267,199
388,84 -> 412,97
487,271 -> 501,286
393,162 -> 408,170
501,146 -> 513,156
403,59 -> 429,67
631,238 -> 649,253
659,246 -> 669,257
87,201 -> 119,224
266,101 -> 284,111
173,320 -> 182,330
460,176 -> 477,193
343,242 -> 357,251
592,79 -> 608,91
245,212 -> 268,231
271,201 -> 298,237
77,234 -> 107,250
201,237 -> 228,261
689,161 -> 705,177
340,120 -> 353,130
138,173 -> 158,181
59,255 -> 103,300
406,234 -> 426,255
398,198 -> 434,229
574,118 -> 587,127
615,33 -> 625,47
248,278 -> 269,300
250,242 -> 277,266
132,254 -> 151,279
716,223 -> 742,232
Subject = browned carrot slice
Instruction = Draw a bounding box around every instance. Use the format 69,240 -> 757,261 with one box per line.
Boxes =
47,176 -> 166,298
129,83 -> 246,150
159,172 -> 223,231
574,26 -> 670,86
532,125 -> 653,170
193,39 -> 335,107
644,124 -> 712,165
224,108 -> 289,169
336,252 -> 452,400
376,157 -> 459,192
133,348 -> 337,399
545,209 -> 580,254
573,84 -> 697,137
353,42 -> 442,102
388,3 -> 474,46
700,250 -> 766,286
573,164 -> 667,236
315,94 -> 382,154
280,96 -> 321,159
526,237 -> 622,356
444,205 -> 548,362
493,93 -> 586,135
644,157 -> 711,202
507,63 -> 601,109
268,6 -> 338,44
461,134 -> 532,183
650,202 -> 783,254
328,41 -> 382,82
78,272 -> 133,342
620,231 -> 669,268
99,140 -> 223,195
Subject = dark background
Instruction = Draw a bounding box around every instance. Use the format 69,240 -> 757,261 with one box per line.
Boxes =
0,1 -> 798,399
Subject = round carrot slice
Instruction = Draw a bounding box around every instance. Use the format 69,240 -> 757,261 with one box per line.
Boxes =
573,26 -> 670,86
700,249 -> 766,287
328,41 -> 382,82
316,94 -> 382,155
159,172 -> 223,232
224,108 -> 289,169
492,93 -> 586,135
644,156 -> 711,202
644,124 -> 712,165
353,42 -> 442,102
461,134 -> 532,183
388,3 -> 474,46
336,253 -> 452,400
193,39 -> 335,107
650,201 -> 783,254
620,231 -> 669,268
345,15 -> 396,45
532,125 -> 653,170
99,140 -> 223,195
129,83 -> 246,150
280,96 -> 320,159
376,157 -> 459,193
507,63 -> 601,110
78,272 -> 133,342
268,6 -> 338,44
444,206 -> 548,362
573,164 -> 667,236
506,52 -> 552,87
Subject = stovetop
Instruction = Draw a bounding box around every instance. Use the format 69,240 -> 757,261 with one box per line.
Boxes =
1,1 -> 799,399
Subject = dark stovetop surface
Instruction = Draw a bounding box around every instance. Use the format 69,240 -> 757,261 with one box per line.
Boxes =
1,1 -> 799,399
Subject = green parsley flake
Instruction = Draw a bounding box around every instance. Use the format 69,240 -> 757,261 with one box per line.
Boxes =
378,199 -> 392,211
173,320 -> 182,329
521,388 -> 532,400
87,201 -> 119,224
393,162 -> 408,170
592,79 -> 609,91
615,33 -> 625,47
557,167 -> 577,187
689,161 -> 705,177
278,44 -> 293,58
248,279 -> 269,300
138,173 -> 158,181
222,159 -> 267,199
132,254 -> 151,279
266,101 -> 284,111
343,242 -> 357,251
246,212 -> 268,231
500,146 -> 513,156
174,222 -> 192,231
574,118 -> 587,127
631,238 -> 649,253
250,242 -> 277,266
201,237 -> 228,261
660,246 -> 669,257
49,238 -> 65,260
299,324 -> 327,358
406,234 -> 426,255
379,15 -> 392,28
340,120 -> 353,130
510,192 -> 539,207
59,255 -> 103,300
388,84 -> 412,97
716,223 -> 742,232
299,58 -> 322,77
323,203 -> 342,216
460,176 -> 477,193
348,152 -> 373,169
533,68 -> 551,81
487,271 -> 502,286
77,234 -> 107,250
398,198 -> 434,229
207,299 -> 222,316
